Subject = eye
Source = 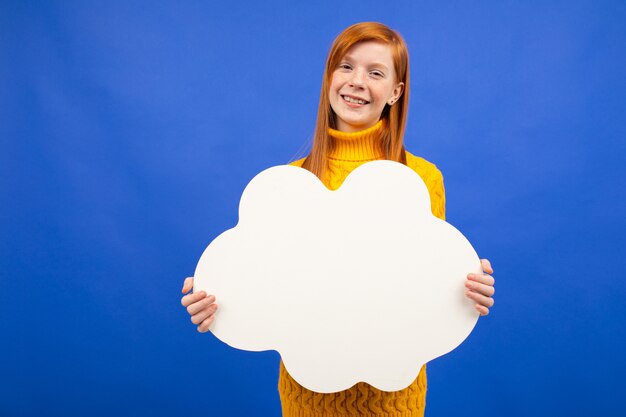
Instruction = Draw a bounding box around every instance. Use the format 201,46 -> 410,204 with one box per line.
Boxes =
370,70 -> 384,78
338,63 -> 352,70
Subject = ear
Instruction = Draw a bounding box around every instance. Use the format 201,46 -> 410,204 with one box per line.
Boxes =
387,82 -> 405,106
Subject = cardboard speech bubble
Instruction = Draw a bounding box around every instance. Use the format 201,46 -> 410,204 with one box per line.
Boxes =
194,160 -> 481,393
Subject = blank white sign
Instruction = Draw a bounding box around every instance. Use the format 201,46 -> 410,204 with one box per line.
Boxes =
194,160 -> 481,393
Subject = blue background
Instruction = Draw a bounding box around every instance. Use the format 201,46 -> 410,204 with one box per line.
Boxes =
2,1 -> 625,415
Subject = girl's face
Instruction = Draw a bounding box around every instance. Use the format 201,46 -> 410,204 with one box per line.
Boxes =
329,41 -> 404,132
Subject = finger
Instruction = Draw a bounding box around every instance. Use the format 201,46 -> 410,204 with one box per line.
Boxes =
480,259 -> 493,274
181,291 -> 207,307
191,304 -> 218,325
197,315 -> 215,333
467,273 -> 495,287
475,304 -> 489,316
182,277 -> 194,294
187,296 -> 217,316
466,290 -> 495,308
465,279 -> 495,297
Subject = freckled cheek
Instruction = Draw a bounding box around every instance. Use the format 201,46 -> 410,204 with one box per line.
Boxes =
329,82 -> 342,100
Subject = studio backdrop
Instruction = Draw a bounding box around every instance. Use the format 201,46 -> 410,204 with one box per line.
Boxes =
1,1 -> 625,416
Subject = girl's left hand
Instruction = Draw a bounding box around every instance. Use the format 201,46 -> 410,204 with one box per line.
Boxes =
465,259 -> 495,316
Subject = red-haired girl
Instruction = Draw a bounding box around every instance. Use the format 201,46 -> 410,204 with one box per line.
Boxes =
181,22 -> 495,417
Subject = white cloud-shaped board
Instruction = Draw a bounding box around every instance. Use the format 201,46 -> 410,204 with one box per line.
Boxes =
194,160 -> 482,393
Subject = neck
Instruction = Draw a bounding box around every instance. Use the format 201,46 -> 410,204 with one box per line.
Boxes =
327,120 -> 385,161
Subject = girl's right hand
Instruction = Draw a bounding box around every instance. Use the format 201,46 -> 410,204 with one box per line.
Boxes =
181,277 -> 218,333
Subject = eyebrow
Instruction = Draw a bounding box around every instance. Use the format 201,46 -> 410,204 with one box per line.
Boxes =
342,55 -> 390,70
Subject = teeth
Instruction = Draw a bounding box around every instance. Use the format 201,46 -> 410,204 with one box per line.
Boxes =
343,95 -> 367,105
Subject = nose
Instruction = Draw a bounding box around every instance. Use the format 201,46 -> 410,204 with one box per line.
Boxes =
348,68 -> 365,88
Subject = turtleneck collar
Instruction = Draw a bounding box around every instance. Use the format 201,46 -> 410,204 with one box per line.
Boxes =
327,120 -> 385,161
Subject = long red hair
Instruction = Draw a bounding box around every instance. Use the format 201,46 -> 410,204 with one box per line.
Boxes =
302,22 -> 410,179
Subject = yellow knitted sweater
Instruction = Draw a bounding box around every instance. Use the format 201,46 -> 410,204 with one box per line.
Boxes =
279,120 -> 446,417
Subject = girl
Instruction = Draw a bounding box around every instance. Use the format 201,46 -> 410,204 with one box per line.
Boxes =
181,22 -> 495,417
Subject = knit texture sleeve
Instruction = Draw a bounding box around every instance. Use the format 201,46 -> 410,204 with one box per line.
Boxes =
405,152 -> 446,221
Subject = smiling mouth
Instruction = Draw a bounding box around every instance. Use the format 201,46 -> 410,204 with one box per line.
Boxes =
342,95 -> 369,105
